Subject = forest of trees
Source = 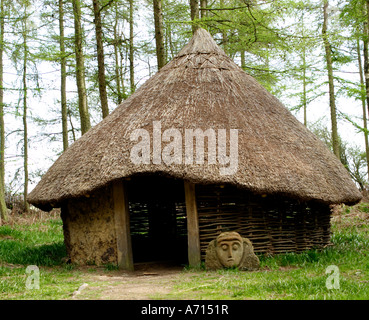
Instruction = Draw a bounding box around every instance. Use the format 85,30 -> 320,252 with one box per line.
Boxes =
0,0 -> 368,222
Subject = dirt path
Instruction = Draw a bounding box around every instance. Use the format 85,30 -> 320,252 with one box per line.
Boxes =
73,263 -> 193,300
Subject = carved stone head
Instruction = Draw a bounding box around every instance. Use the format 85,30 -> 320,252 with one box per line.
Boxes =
205,232 -> 260,271
215,232 -> 244,268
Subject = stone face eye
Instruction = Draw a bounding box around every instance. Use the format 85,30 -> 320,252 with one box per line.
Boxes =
221,244 -> 228,251
232,243 -> 239,250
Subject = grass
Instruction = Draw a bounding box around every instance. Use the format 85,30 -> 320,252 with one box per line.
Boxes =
0,214 -> 85,299
0,219 -> 66,266
166,231 -> 369,300
0,204 -> 369,300
163,203 -> 369,300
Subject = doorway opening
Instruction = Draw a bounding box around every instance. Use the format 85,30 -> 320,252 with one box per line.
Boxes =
126,175 -> 188,266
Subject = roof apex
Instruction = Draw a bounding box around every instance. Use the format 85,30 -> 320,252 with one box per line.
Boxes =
177,28 -> 226,56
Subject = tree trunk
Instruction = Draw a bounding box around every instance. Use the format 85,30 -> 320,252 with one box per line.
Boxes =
302,43 -> 307,127
129,0 -> 135,94
72,0 -> 91,135
119,38 -> 126,93
113,2 -> 123,104
219,0 -> 228,52
0,0 -> 7,222
167,23 -> 175,59
365,1 -> 369,124
301,12 -> 307,127
200,0 -> 207,18
153,0 -> 165,70
68,109 -> 76,142
190,0 -> 199,34
22,16 -> 29,213
357,39 -> 369,181
93,0 -> 109,118
240,50 -> 246,70
59,0 -> 68,151
322,0 -> 340,159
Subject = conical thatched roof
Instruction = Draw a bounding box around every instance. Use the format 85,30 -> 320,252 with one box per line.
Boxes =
28,28 -> 362,210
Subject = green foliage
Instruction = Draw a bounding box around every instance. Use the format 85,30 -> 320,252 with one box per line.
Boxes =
340,0 -> 367,35
309,120 -> 368,189
198,0 -> 293,90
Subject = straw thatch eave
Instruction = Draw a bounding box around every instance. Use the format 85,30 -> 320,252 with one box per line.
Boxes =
28,28 -> 362,210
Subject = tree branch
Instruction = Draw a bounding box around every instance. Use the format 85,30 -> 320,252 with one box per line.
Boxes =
99,0 -> 114,14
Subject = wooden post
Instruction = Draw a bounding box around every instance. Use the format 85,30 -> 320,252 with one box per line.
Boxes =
184,180 -> 201,267
113,180 -> 134,271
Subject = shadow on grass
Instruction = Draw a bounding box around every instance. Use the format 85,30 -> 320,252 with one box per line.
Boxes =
1,240 -> 67,267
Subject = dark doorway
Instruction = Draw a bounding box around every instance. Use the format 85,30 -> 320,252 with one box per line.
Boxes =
126,175 -> 188,265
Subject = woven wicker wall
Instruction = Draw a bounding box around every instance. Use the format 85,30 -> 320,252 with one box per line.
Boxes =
196,184 -> 331,259
126,176 -> 331,262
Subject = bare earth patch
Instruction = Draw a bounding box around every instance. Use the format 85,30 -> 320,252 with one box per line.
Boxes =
72,263 -> 193,300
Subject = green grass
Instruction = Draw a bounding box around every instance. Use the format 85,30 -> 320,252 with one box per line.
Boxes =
165,226 -> 369,300
0,219 -> 66,266
1,206 -> 369,300
0,265 -> 86,299
0,217 -> 87,299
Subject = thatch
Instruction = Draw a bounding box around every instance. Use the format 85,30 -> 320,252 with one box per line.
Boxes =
28,28 -> 362,210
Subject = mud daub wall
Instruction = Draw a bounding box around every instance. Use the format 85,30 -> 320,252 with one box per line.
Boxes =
196,184 -> 332,259
61,185 -> 117,265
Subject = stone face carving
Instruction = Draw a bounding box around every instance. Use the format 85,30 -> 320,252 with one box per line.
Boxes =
205,232 -> 260,271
